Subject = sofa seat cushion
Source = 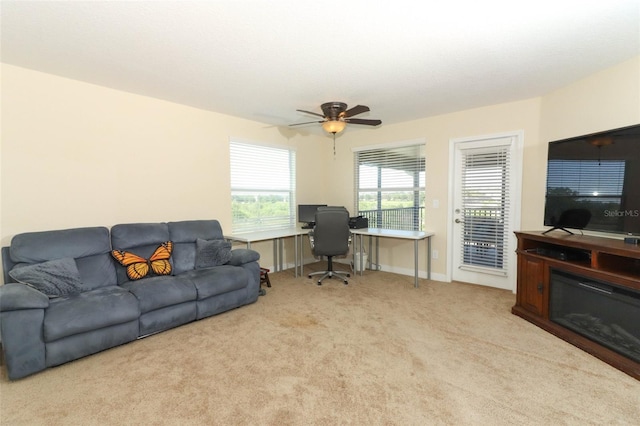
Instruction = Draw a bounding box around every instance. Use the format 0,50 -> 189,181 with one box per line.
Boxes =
182,265 -> 249,300
44,286 -> 139,342
121,275 -> 196,313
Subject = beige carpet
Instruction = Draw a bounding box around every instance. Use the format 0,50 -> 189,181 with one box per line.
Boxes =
1,264 -> 639,425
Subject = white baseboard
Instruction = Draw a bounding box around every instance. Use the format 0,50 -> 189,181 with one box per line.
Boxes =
264,258 -> 446,283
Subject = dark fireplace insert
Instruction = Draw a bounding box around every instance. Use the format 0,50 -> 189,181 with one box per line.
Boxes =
549,269 -> 640,363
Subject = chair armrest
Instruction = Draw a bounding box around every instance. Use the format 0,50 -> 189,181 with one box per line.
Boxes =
0,283 -> 50,311
227,248 -> 260,266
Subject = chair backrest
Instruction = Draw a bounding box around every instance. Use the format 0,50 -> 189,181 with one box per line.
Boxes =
312,206 -> 350,257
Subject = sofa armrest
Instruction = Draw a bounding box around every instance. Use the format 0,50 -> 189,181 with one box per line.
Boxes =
0,283 -> 48,379
0,283 -> 50,311
227,248 -> 260,266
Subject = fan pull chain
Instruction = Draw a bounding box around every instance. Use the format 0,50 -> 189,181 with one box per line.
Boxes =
333,133 -> 336,157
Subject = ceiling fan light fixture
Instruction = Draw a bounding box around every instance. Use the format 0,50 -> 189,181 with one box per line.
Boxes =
588,136 -> 614,147
322,120 -> 347,134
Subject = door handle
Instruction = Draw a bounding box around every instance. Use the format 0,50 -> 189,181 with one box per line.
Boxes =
455,218 -> 464,224
537,283 -> 544,294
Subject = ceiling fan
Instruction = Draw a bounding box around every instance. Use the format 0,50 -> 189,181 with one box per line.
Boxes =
290,102 -> 382,134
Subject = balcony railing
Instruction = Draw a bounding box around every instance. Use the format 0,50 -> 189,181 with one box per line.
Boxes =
358,207 -> 425,231
460,207 -> 506,269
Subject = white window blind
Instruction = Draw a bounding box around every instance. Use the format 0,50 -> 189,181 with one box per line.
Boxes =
460,147 -> 510,273
230,141 -> 296,232
354,143 -> 425,231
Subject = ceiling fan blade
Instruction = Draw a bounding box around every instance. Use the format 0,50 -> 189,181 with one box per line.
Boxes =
346,118 -> 382,126
344,105 -> 370,118
289,120 -> 324,127
296,109 -> 325,118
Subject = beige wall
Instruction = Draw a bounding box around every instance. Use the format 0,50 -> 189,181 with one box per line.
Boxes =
331,57 -> 639,280
540,56 -> 640,142
0,64 -> 328,266
534,56 -> 640,232
2,56 -> 639,282
331,98 -> 542,279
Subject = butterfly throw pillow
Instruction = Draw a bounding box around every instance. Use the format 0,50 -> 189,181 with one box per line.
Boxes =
112,241 -> 173,280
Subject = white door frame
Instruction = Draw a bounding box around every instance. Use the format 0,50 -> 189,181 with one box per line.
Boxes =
446,130 -> 523,291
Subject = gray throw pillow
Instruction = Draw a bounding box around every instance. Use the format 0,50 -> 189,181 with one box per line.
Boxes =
195,238 -> 232,269
9,257 -> 84,298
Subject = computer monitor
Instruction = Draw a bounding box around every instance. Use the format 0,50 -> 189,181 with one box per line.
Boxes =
297,204 -> 327,228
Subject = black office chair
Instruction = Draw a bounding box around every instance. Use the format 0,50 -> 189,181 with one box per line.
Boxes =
308,206 -> 351,285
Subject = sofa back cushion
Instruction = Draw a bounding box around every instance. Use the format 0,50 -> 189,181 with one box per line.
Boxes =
168,220 -> 224,275
8,227 -> 117,291
110,223 -> 172,284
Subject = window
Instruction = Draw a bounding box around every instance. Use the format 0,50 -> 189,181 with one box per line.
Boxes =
354,141 -> 425,231
459,147 -> 511,271
230,141 -> 296,232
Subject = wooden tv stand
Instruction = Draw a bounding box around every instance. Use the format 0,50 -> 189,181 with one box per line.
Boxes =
513,231 -> 640,380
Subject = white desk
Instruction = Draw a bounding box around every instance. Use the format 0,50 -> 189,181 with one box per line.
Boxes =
224,228 -> 307,277
350,228 -> 435,288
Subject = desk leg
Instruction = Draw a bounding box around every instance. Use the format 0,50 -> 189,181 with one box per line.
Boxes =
279,239 -> 284,271
301,234 -> 304,277
427,237 -> 431,280
414,239 -> 419,288
359,234 -> 364,276
366,235 -> 379,272
272,239 -> 279,272
353,234 -> 357,275
294,234 -> 298,277
373,236 -> 378,270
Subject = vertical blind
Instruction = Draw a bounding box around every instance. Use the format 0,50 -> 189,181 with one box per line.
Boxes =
354,143 -> 425,230
459,147 -> 510,273
230,141 -> 296,232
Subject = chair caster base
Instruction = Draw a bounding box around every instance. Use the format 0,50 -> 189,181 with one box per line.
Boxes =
309,270 -> 349,285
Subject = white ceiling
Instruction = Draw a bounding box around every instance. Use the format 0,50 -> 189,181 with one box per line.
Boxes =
2,1 -> 639,133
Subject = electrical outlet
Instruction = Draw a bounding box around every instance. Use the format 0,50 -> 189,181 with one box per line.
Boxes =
432,249 -> 439,260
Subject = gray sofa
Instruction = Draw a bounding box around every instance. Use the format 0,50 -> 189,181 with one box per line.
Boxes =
0,220 -> 260,380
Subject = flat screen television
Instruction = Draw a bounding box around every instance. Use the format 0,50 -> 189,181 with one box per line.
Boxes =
543,124 -> 640,235
297,204 -> 327,228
